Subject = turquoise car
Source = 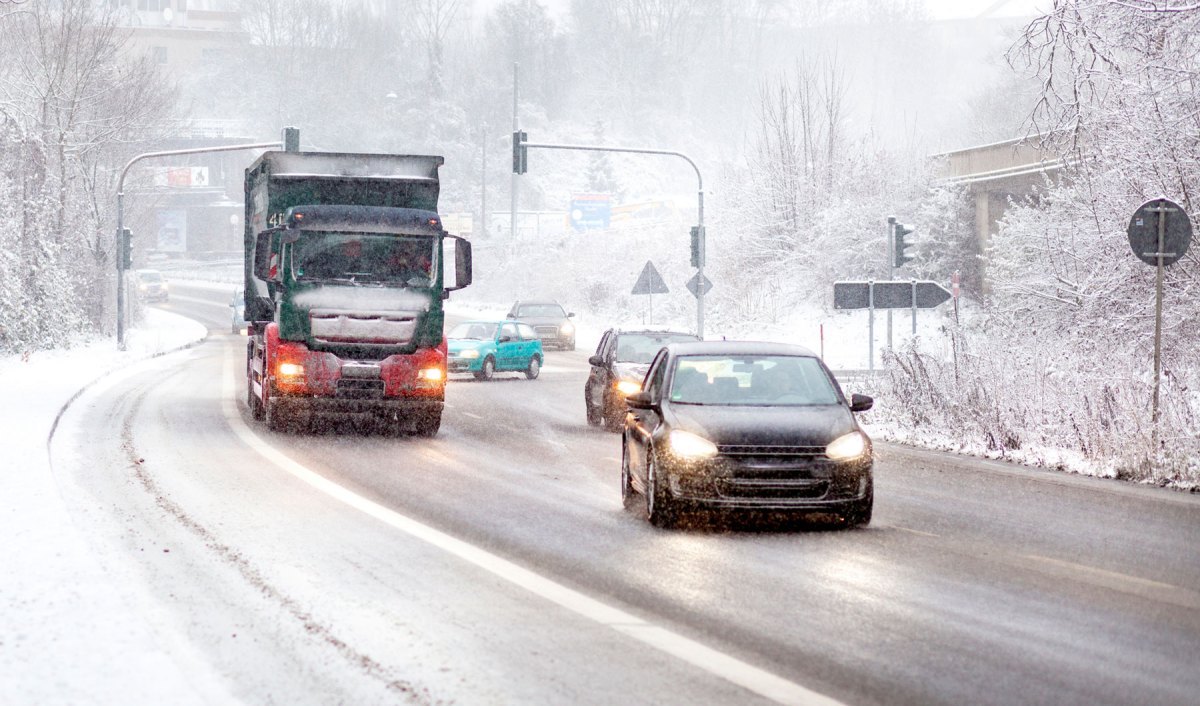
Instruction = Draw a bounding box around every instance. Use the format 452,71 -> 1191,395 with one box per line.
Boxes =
447,320 -> 544,380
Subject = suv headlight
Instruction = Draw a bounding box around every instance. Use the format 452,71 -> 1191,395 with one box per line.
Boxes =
560,322 -> 575,335
668,430 -> 718,459
826,432 -> 867,461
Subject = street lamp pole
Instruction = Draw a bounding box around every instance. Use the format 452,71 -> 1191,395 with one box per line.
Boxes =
115,137 -> 285,349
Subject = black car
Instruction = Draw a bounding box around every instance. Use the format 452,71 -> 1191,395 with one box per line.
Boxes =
622,340 -> 874,528
506,299 -> 575,350
586,329 -> 699,431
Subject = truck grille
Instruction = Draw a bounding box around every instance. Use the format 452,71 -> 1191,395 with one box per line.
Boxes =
310,310 -> 416,344
336,378 -> 385,399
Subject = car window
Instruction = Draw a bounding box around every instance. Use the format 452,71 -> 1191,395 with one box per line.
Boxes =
517,304 -> 565,318
643,350 -> 669,400
668,355 -> 839,406
449,322 -> 497,339
614,333 -> 698,364
500,323 -> 519,341
517,323 -> 538,340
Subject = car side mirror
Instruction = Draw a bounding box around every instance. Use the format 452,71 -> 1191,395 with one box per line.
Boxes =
625,391 -> 655,410
850,393 -> 874,412
588,354 -> 604,367
568,312 -> 575,318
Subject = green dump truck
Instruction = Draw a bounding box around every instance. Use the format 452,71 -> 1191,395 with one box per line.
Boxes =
243,150 -> 472,435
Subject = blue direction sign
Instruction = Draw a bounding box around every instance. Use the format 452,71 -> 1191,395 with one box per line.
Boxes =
570,193 -> 611,231
632,261 -> 669,295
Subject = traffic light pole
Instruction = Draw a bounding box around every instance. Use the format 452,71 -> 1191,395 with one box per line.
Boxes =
519,139 -> 707,337
114,134 -> 288,349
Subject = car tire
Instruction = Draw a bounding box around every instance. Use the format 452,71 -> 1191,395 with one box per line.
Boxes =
621,435 -> 637,511
645,451 -> 675,528
525,355 -> 541,380
845,482 -> 874,528
602,391 -> 623,433
474,356 -> 495,381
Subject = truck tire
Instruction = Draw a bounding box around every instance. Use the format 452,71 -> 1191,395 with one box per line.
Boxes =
248,383 -> 265,421
414,411 -> 441,437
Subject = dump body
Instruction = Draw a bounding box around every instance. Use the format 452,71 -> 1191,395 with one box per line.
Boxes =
242,151 -> 470,435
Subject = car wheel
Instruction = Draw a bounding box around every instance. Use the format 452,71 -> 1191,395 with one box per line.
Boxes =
844,484 -> 874,528
525,355 -> 541,380
621,435 -> 637,510
585,385 -> 601,426
602,391 -> 623,433
645,451 -> 675,528
474,356 -> 495,381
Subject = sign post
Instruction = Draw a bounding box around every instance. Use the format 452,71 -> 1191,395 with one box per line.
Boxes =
834,280 -> 953,370
1127,198 -> 1192,451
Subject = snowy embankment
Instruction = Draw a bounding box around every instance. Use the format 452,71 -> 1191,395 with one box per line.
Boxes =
0,310 -> 211,704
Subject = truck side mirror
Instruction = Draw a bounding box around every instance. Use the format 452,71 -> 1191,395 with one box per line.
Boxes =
253,230 -> 279,282
445,235 -> 472,291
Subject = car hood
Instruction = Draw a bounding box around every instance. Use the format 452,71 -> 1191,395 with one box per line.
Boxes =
666,403 -> 858,448
614,362 -> 650,381
517,316 -> 567,326
448,338 -> 488,354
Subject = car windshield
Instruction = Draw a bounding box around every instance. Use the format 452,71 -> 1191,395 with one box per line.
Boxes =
668,355 -> 840,406
138,271 -> 163,283
517,304 -> 565,318
291,231 -> 436,286
449,322 -> 498,340
614,333 -> 698,364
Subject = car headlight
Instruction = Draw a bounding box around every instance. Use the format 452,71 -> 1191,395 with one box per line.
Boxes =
615,379 -> 641,396
668,430 -> 718,459
458,348 -> 480,359
560,322 -> 575,335
826,432 -> 867,461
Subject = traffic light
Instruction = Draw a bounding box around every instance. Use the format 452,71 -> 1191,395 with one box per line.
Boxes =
893,222 -> 915,268
689,225 -> 705,267
512,130 -> 527,174
119,228 -> 133,270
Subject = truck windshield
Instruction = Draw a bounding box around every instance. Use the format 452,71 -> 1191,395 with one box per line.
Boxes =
291,231 -> 436,286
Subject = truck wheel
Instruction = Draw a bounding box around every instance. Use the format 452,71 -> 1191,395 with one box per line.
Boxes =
474,356 -> 495,381
525,355 -> 541,380
414,411 -> 441,437
248,383 -> 265,421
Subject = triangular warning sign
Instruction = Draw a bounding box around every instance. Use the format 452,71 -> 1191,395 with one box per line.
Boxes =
631,261 -> 670,295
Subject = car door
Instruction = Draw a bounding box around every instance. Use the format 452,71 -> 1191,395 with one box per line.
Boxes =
587,331 -> 613,409
628,349 -> 669,479
497,322 -> 520,369
517,323 -> 540,364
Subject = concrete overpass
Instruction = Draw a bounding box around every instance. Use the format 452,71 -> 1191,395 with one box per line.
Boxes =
934,137 -> 1068,293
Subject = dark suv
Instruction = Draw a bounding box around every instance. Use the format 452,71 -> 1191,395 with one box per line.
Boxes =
507,300 -> 576,350
585,328 -> 699,430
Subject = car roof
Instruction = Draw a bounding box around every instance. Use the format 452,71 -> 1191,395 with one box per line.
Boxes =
615,329 -> 697,337
665,340 -> 819,357
456,319 -> 515,325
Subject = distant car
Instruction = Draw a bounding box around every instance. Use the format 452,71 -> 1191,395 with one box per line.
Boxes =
506,300 -> 575,350
621,340 -> 875,528
447,320 -> 544,380
134,269 -> 168,303
585,329 -> 700,431
230,289 -> 247,334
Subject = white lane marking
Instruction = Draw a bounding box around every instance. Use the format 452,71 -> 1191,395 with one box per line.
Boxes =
462,412 -> 483,420
894,526 -> 939,538
1022,554 -> 1200,610
219,349 -> 844,706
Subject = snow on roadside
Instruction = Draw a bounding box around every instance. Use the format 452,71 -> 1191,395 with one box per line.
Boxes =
0,310 -> 213,705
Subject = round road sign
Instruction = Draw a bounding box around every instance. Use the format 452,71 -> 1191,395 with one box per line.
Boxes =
1127,198 -> 1192,266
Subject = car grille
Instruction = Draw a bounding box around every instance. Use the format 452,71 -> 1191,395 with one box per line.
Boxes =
715,445 -> 830,499
534,325 -> 559,338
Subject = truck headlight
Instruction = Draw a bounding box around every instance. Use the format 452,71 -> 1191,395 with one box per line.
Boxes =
615,379 -> 641,396
826,432 -> 867,461
668,430 -> 718,459
560,322 -> 575,335
418,367 -> 445,382
278,362 -> 304,378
